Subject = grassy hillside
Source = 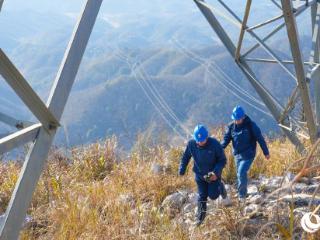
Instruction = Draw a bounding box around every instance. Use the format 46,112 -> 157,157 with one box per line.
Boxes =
1,131 -> 319,239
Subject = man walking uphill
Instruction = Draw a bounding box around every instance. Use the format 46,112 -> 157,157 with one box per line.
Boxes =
179,124 -> 227,226
221,106 -> 270,202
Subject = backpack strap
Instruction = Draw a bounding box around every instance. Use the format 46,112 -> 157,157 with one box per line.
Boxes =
229,122 -> 235,136
246,119 -> 256,143
230,119 -> 256,143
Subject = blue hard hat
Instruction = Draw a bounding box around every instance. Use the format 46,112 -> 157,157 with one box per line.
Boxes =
232,105 -> 245,120
193,124 -> 208,143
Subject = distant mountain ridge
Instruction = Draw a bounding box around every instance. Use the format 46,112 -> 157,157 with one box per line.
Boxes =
0,1 -> 313,148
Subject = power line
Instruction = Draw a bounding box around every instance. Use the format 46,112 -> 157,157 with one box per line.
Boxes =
138,66 -> 192,136
114,48 -> 191,137
135,63 -> 190,136
171,38 -> 273,117
112,36 -> 190,138
113,50 -> 189,140
132,63 -> 187,140
172,37 -> 266,107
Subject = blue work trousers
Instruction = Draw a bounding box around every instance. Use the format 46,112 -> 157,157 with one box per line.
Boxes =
196,176 -> 221,203
235,157 -> 254,198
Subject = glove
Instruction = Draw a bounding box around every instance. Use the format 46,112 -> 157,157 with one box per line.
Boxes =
203,172 -> 216,183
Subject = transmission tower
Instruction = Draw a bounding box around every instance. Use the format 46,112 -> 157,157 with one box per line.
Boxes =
0,0 -> 319,238
0,0 -> 102,239
194,0 -> 320,152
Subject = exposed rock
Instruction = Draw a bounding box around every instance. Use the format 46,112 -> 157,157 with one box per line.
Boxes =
303,184 -> 319,194
291,183 -> 309,194
161,191 -> 188,218
188,193 -> 198,205
217,196 -> 233,207
265,201 -> 289,214
244,204 -> 261,215
151,162 -> 171,175
139,202 -> 153,213
248,194 -> 263,204
278,194 -> 320,207
284,172 -> 295,183
259,176 -> 283,192
184,212 -> 194,220
183,203 -> 194,213
160,176 -> 319,236
172,217 -> 186,227
293,207 -> 309,219
242,218 -> 269,237
184,218 -> 195,227
250,179 -> 261,185
297,177 -> 313,185
151,163 -> 164,174
117,193 -> 135,207
207,199 -> 216,211
247,185 -> 259,195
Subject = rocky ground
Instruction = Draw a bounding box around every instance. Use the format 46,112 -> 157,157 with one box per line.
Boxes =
147,166 -> 320,239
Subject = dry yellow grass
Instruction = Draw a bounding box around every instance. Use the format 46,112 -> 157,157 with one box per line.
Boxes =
0,134 -> 318,239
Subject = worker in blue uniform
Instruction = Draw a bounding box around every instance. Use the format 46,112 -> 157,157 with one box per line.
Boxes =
221,106 -> 270,201
179,124 -> 227,226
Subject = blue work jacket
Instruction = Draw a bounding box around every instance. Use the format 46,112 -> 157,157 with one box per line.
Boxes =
179,137 -> 226,179
221,116 -> 269,160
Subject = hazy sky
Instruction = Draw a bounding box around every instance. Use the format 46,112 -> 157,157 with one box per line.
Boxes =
1,0 -> 195,15
1,0 -> 308,37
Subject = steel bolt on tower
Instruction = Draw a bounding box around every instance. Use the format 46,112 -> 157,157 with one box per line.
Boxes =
194,0 -> 320,152
0,0 -> 103,239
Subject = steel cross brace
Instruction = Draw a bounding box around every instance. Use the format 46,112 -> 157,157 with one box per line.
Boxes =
214,0 -> 315,84
0,49 -> 60,131
235,0 -> 251,61
194,0 -> 304,151
271,0 -> 283,10
242,2 -> 313,57
212,0 -> 316,128
309,2 -> 320,126
244,58 -> 318,66
0,112 -> 33,130
0,0 -> 103,239
281,0 -> 317,143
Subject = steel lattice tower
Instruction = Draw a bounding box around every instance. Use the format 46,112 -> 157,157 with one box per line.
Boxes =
0,0 -> 319,239
194,0 -> 320,152
0,0 -> 102,239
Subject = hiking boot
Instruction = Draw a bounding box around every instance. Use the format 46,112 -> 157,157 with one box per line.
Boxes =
220,181 -> 227,199
195,214 -> 206,226
196,202 -> 206,226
